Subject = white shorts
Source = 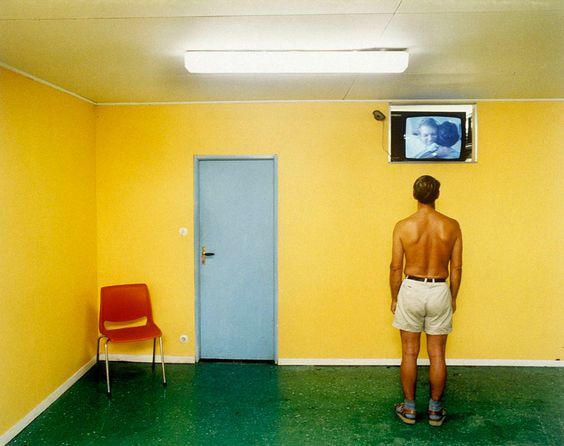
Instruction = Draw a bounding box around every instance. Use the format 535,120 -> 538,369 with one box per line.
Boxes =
393,278 -> 453,335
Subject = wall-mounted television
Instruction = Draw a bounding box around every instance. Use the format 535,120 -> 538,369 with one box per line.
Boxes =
389,104 -> 476,163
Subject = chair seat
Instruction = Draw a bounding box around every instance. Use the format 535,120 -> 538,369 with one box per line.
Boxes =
101,323 -> 162,343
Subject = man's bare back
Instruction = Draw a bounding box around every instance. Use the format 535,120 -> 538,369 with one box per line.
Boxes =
396,207 -> 462,279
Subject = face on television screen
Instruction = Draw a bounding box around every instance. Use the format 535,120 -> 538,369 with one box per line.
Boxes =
405,116 -> 462,160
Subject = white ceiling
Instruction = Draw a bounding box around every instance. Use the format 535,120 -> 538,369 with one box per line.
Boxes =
0,0 -> 562,103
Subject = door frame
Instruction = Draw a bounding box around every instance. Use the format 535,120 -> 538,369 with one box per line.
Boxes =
193,155 -> 279,363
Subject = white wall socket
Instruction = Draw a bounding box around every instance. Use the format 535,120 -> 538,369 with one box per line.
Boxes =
179,334 -> 189,344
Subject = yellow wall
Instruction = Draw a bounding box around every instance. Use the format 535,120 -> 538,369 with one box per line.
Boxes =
0,68 -> 97,434
96,101 -> 563,361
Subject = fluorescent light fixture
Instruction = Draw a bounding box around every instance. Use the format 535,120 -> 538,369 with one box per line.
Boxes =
184,50 -> 408,74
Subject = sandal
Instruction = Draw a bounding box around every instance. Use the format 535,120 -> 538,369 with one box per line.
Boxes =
428,408 -> 447,426
395,402 -> 417,425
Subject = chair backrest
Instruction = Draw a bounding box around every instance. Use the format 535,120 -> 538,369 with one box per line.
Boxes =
99,284 -> 154,332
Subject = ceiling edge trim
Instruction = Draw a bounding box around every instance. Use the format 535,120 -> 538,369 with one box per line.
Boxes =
0,61 -> 96,105
96,98 -> 564,106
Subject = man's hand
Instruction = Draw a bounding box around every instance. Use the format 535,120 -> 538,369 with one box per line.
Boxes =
451,298 -> 457,314
391,299 -> 397,314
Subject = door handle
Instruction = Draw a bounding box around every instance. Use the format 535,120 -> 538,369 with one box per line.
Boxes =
201,246 -> 215,265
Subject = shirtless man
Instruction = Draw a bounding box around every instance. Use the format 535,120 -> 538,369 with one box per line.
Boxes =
390,175 -> 462,426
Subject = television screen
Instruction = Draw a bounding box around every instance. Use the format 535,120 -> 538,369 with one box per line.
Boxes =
389,105 -> 476,163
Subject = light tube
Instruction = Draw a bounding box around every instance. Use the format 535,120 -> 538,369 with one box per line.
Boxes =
185,50 -> 408,74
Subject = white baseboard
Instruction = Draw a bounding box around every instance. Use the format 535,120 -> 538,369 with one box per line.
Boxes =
278,358 -> 400,366
278,358 -> 564,367
445,359 -> 563,367
1,357 -> 97,445
104,354 -> 196,364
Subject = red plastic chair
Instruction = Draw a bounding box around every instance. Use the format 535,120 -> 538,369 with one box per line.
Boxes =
97,283 -> 166,394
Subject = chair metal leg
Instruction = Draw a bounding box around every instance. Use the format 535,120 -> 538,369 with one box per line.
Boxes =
159,336 -> 167,385
96,336 -> 104,364
104,339 -> 111,395
152,338 -> 156,371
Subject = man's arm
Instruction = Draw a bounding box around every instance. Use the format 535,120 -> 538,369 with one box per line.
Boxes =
389,223 -> 404,314
449,225 -> 463,313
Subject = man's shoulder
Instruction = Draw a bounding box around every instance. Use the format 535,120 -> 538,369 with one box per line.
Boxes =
394,214 -> 418,228
393,214 -> 420,239
435,211 -> 461,230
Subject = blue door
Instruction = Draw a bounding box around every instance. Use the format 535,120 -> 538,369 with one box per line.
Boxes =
196,157 -> 277,360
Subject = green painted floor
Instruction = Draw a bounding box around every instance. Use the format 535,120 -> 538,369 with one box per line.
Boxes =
9,362 -> 564,445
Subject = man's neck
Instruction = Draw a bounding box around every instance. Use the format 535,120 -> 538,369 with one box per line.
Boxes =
417,202 -> 436,211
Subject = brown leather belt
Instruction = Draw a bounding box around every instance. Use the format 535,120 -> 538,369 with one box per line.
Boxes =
406,275 -> 447,283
